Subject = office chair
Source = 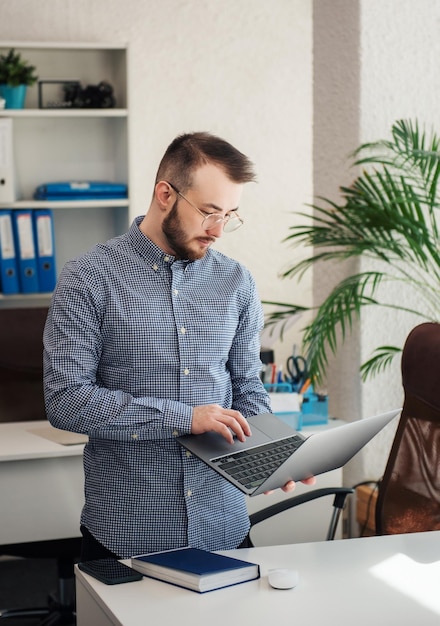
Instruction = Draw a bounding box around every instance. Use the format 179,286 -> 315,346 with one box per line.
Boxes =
249,487 -> 354,544
375,322 -> 440,535
0,307 -> 81,624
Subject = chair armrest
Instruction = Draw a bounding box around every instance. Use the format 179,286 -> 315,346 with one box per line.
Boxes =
249,487 -> 354,526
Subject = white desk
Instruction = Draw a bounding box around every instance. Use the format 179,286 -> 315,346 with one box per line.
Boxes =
0,420 -> 85,545
76,531 -> 440,626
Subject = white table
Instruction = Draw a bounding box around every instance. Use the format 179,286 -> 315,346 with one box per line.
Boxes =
75,531 -> 440,626
0,420 -> 86,545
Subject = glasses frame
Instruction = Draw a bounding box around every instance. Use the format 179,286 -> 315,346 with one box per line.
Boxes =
165,181 -> 244,233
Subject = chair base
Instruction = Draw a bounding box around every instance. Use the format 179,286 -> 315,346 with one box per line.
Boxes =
0,573 -> 76,624
0,538 -> 81,625
0,597 -> 76,625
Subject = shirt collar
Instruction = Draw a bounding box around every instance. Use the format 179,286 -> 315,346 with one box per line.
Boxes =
128,216 -> 207,271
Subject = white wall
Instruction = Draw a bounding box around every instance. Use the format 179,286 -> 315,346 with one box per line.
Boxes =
0,0 -> 313,369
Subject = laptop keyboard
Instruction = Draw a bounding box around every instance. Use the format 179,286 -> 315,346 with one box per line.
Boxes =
211,435 -> 304,490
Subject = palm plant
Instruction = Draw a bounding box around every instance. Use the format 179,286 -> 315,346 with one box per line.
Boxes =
264,119 -> 440,381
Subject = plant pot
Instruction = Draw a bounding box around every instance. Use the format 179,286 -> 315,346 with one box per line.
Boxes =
0,84 -> 27,109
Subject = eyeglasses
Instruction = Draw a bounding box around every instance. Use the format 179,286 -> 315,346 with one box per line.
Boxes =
166,181 -> 244,233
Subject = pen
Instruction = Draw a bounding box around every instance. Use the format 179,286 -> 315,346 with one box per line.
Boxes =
277,366 -> 283,384
299,378 -> 311,395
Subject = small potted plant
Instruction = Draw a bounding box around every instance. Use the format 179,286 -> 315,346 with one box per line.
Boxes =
0,48 -> 38,109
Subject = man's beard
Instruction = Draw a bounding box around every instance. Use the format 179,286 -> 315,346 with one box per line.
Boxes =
162,201 -> 212,261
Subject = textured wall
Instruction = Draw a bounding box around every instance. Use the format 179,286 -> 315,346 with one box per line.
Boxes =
314,0 -> 440,486
313,0 -> 362,423
359,0 -> 440,480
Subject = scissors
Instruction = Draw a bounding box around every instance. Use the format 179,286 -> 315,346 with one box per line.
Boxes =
286,354 -> 308,392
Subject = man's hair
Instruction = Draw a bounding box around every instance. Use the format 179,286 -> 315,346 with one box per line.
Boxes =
155,132 -> 256,191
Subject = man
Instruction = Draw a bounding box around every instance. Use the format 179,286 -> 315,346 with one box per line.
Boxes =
43,132 -> 314,560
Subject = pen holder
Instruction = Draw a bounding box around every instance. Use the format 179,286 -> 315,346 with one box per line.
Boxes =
268,387 -> 302,430
264,383 -> 293,393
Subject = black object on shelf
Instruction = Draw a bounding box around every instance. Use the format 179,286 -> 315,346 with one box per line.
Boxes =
38,79 -> 116,109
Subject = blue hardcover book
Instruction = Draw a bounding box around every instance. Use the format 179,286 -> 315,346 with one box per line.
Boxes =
0,209 -> 19,294
32,209 -> 57,292
12,210 -> 39,293
34,181 -> 128,200
131,547 -> 260,593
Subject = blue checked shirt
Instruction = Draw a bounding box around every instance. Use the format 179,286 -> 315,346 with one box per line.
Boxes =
43,216 -> 271,558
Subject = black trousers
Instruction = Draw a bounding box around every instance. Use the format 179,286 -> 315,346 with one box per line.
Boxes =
79,525 -> 253,562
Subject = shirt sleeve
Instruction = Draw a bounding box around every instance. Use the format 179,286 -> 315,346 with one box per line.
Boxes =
43,261 -> 193,440
227,272 -> 272,418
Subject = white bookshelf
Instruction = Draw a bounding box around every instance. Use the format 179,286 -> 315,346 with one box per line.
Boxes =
0,41 -> 130,305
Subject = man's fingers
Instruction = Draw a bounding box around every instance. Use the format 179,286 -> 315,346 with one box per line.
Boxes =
264,476 -> 316,496
216,416 -> 247,443
301,476 -> 316,486
220,409 -> 251,436
223,414 -> 251,442
191,405 -> 251,442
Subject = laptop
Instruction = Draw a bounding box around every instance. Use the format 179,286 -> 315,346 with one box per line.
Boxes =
178,409 -> 400,496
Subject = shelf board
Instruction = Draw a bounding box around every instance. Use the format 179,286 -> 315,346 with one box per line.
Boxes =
0,41 -> 128,51
0,108 -> 128,118
0,293 -> 52,308
0,199 -> 129,209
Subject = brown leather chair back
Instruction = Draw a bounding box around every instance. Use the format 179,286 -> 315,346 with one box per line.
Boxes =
0,307 -> 49,422
375,322 -> 440,534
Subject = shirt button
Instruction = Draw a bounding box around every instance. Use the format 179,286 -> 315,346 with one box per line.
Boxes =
131,433 -> 139,440
187,490 -> 192,497
186,451 -> 192,457
172,430 -> 179,437
152,264 -> 158,271
183,368 -> 190,375
180,327 -> 186,334
164,256 -> 170,262
173,289 -> 179,296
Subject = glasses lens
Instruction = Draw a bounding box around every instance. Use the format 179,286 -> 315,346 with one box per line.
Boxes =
202,213 -> 243,232
202,214 -> 224,230
223,216 -> 243,233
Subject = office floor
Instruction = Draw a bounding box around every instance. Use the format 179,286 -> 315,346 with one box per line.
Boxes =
0,557 -> 76,625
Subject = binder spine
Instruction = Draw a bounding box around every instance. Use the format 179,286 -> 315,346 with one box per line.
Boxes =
12,210 -> 40,294
33,209 -> 57,292
0,209 -> 19,294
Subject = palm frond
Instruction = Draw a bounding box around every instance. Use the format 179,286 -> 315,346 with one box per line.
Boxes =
261,301 -> 309,341
264,118 -> 440,380
360,346 -> 402,381
298,272 -> 385,379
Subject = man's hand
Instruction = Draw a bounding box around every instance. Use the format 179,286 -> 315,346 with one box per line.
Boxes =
191,404 -> 251,444
264,475 -> 317,496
